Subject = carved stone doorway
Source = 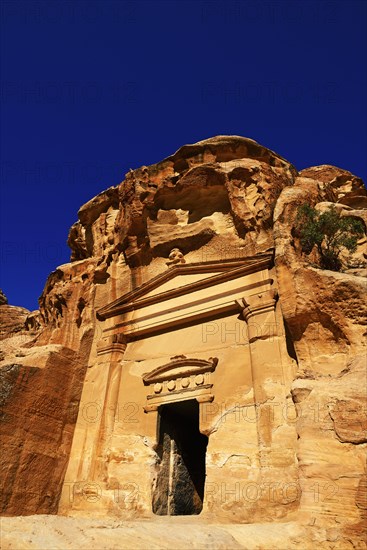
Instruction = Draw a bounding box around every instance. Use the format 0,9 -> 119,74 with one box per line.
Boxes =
152,399 -> 208,515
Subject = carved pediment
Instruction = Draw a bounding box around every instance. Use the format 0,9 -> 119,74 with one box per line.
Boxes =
97,254 -> 273,321
143,356 -> 219,412
142,356 -> 218,385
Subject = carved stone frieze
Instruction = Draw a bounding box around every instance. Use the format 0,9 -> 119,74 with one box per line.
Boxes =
143,356 -> 217,411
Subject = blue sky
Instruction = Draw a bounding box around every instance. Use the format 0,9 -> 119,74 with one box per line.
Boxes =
1,0 -> 366,310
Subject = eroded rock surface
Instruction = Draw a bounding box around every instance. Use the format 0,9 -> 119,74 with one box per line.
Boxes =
0,136 -> 366,548
0,303 -> 30,340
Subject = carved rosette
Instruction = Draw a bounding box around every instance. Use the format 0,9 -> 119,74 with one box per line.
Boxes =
142,356 -> 218,412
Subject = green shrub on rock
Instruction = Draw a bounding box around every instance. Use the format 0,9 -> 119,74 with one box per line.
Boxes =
294,204 -> 364,271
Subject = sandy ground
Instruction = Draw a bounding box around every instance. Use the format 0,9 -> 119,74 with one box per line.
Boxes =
0,514 -> 356,550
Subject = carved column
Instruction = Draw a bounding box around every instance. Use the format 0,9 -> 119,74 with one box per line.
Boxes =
238,289 -> 286,466
92,333 -> 127,479
59,331 -> 128,511
241,289 -> 283,391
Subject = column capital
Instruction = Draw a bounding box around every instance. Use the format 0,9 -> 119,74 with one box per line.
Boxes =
96,332 -> 127,357
238,289 -> 278,322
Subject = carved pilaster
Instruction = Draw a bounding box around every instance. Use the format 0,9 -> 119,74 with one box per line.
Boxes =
236,288 -> 285,466
91,332 -> 127,481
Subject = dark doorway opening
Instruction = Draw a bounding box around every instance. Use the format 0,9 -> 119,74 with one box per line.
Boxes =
152,399 -> 208,515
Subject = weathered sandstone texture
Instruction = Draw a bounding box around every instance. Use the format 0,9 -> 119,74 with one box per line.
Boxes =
0,136 -> 366,548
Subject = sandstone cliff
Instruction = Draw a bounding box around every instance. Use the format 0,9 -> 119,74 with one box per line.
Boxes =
0,136 -> 366,548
